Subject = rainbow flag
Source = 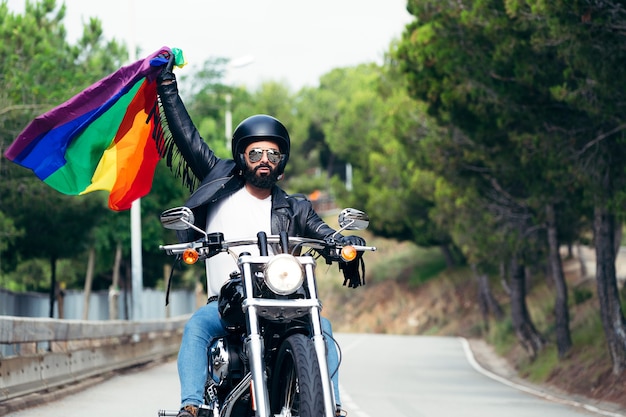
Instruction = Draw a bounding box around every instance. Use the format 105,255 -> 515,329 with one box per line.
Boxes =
4,47 -> 183,211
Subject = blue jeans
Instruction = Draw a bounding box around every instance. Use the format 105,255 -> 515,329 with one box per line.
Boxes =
178,301 -> 341,408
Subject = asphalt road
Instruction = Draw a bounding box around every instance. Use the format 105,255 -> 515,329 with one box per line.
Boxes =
334,334 -> 610,417
6,334 -> 617,417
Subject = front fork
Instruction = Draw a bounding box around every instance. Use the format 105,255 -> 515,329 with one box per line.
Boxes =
242,262 -> 272,417
241,262 -> 336,417
305,262 -> 337,417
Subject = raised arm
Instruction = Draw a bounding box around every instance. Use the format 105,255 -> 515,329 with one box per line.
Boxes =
156,55 -> 218,184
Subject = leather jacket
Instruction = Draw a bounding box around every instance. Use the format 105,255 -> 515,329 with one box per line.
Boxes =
157,81 -> 338,243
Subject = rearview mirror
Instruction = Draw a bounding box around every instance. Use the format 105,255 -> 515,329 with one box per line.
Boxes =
338,208 -> 369,231
160,207 -> 195,231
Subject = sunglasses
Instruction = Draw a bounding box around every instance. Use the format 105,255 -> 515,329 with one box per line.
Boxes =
247,148 -> 283,164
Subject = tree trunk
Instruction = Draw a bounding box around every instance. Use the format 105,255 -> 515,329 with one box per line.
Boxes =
471,264 -> 504,331
82,247 -> 96,320
440,244 -> 456,267
546,204 -> 572,358
482,273 -> 504,321
48,256 -> 57,318
524,265 -> 533,291
472,264 -> 490,326
509,253 -> 545,359
452,245 -> 465,264
109,242 -> 122,320
576,243 -> 588,278
55,281 -> 65,319
594,205 -> 626,374
124,261 -> 131,320
499,262 -> 510,295
614,222 -> 622,259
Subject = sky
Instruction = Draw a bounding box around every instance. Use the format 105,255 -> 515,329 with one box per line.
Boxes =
6,0 -> 414,90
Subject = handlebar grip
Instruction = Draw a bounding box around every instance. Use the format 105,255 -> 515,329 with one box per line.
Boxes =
351,245 -> 377,252
257,232 -> 268,256
159,242 -> 195,255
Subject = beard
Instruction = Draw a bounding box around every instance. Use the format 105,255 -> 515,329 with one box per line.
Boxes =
244,163 -> 280,189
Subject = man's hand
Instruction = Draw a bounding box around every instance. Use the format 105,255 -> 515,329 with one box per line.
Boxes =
340,235 -> 366,247
157,52 -> 176,85
339,235 -> 366,288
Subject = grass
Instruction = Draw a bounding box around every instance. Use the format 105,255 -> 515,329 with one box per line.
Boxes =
368,244 -> 446,285
486,316 -> 517,355
409,255 -> 448,286
519,344 -> 559,382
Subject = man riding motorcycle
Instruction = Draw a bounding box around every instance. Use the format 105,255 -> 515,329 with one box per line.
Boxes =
156,53 -> 363,417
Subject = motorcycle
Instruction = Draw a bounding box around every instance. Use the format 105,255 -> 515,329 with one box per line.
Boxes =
157,207 -> 375,417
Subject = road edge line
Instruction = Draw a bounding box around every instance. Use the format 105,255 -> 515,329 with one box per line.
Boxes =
459,337 -> 624,417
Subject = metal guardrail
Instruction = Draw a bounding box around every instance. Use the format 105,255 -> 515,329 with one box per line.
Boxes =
0,315 -> 189,404
0,287 -> 197,320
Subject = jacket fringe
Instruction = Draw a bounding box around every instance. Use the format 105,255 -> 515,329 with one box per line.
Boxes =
149,97 -> 198,192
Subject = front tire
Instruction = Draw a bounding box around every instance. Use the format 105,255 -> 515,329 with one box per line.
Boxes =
270,333 -> 324,417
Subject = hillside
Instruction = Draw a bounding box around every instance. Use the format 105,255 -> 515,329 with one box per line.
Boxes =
316,239 -> 626,413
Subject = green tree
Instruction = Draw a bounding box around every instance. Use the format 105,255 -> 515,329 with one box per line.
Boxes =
395,0 -> 586,358
1,176 -> 107,315
0,210 -> 23,283
507,0 -> 626,375
0,0 -> 127,316
288,81 -> 351,195
395,0 -> 626,365
292,61 -> 462,266
181,56 -> 231,159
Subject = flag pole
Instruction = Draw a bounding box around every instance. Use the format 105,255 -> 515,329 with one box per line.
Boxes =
128,0 -> 143,322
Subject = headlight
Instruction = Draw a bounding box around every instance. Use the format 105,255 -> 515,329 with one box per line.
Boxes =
264,254 -> 304,295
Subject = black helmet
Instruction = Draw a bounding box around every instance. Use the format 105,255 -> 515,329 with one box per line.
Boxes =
231,114 -> 290,175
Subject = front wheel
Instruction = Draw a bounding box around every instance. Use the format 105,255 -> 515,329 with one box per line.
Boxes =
270,333 -> 324,417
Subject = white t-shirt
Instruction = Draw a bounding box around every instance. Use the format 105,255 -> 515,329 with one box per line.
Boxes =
204,187 -> 272,296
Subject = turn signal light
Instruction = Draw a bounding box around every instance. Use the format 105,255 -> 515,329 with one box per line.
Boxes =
340,245 -> 357,262
182,248 -> 199,264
